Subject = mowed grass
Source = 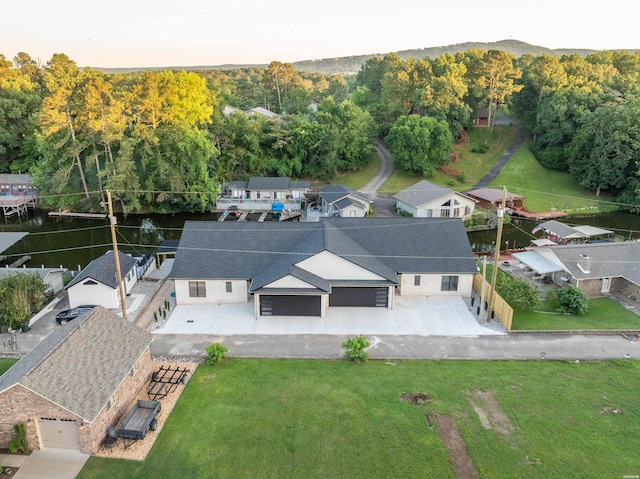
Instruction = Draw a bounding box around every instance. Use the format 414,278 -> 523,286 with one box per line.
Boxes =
489,142 -> 613,213
380,125 -> 517,195
0,358 -> 17,375
333,150 -> 380,190
512,298 -> 640,330
78,359 -> 640,479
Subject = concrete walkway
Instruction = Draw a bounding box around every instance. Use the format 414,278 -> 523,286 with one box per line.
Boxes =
0,449 -> 89,479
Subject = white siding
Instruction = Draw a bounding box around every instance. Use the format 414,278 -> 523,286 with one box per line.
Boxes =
175,279 -> 248,305
68,280 -> 119,308
264,275 -> 317,289
297,251 -> 384,280
340,204 -> 367,218
398,273 -> 473,298
123,266 -> 138,294
396,200 -> 417,217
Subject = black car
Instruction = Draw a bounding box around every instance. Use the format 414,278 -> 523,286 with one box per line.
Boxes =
55,305 -> 97,325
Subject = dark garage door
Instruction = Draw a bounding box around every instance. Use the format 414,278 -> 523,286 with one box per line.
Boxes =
329,287 -> 388,307
260,295 -> 321,316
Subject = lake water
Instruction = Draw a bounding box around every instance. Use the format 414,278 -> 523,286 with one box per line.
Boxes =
1,210 -> 639,270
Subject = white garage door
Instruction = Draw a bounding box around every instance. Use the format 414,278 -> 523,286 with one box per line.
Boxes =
37,417 -> 81,450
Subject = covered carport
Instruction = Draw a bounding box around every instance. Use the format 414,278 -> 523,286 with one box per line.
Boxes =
512,251 -> 566,285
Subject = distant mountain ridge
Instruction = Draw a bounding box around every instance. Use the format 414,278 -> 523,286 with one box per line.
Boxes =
96,39 -> 634,75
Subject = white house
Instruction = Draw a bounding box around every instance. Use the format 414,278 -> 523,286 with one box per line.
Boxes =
171,218 -> 477,318
393,180 -> 476,219
66,251 -> 138,308
217,177 -> 309,211
307,184 -> 372,221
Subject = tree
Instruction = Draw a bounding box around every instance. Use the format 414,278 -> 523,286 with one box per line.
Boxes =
496,273 -> 541,311
0,273 -> 49,330
478,50 -> 523,129
557,285 -> 589,316
385,114 -> 452,177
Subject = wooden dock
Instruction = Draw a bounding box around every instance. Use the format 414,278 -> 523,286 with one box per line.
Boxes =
0,194 -> 38,219
48,210 -> 108,219
258,212 -> 268,222
512,209 -> 567,220
8,255 -> 30,268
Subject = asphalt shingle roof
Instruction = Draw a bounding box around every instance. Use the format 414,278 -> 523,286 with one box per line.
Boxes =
0,307 -> 152,421
67,251 -> 137,289
319,184 -> 369,206
393,180 -> 456,208
171,218 -> 477,287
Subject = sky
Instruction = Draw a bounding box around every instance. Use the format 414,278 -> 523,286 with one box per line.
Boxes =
3,0 -> 638,68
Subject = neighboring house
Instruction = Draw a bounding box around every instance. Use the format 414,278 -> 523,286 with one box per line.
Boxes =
466,188 -> 525,213
532,220 -> 613,245
475,108 -> 489,126
171,218 -> 478,318
0,174 -> 38,218
310,184 -> 372,219
66,251 -> 138,308
513,242 -> 640,299
217,177 -> 310,211
247,106 -> 277,119
394,180 -> 476,219
0,267 -> 66,294
0,307 -> 153,454
222,105 -> 242,116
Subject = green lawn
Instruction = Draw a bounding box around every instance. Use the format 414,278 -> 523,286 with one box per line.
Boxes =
78,359 -> 640,479
512,298 -> 640,330
0,358 -> 17,375
489,141 -> 614,213
332,150 -> 380,190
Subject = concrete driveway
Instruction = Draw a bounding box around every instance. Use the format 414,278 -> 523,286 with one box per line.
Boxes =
153,296 -> 503,337
0,449 -> 88,479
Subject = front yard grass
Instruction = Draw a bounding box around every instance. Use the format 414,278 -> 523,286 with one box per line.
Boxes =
333,150 -> 380,190
0,358 -> 17,375
78,359 -> 640,479
512,298 -> 640,330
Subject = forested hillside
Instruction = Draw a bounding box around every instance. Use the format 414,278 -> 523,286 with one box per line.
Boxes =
1,47 -> 640,214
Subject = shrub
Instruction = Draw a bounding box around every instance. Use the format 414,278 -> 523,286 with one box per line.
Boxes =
457,172 -> 467,183
342,335 -> 370,362
471,144 -> 490,154
205,343 -> 228,365
8,422 -> 28,454
557,285 -> 589,316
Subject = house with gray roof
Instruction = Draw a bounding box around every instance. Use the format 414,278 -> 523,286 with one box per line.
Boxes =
310,184 -> 372,219
0,307 -> 153,454
514,241 -> 640,299
534,220 -> 613,245
217,177 -> 310,211
394,180 -> 476,219
171,217 -> 477,317
66,250 -> 138,309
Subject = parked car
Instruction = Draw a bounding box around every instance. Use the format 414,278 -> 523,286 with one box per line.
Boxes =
55,305 -> 96,325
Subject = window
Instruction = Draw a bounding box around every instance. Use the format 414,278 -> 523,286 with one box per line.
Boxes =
226,281 -> 232,293
414,275 -> 421,286
441,275 -> 459,291
350,210 -> 356,217
425,209 -> 433,218
83,280 -> 98,285
189,281 -> 206,297
441,209 -> 451,217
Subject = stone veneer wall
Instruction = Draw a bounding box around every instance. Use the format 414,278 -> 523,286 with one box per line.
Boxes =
610,277 -> 640,302
576,278 -> 605,298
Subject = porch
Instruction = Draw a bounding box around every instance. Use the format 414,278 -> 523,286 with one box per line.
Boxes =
216,197 -> 303,211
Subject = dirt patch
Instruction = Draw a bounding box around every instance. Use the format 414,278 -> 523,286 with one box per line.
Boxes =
468,390 -> 515,438
94,361 -> 198,461
401,392 -> 431,405
601,407 -> 623,415
438,166 -> 461,177
428,414 -> 478,479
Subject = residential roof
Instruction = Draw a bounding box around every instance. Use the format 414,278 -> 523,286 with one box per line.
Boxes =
67,250 -> 137,289
466,188 -> 525,203
245,177 -> 310,190
171,218 -> 478,289
0,232 -> 28,254
512,251 -> 565,275
0,307 -> 152,421
248,107 -> 277,118
319,184 -> 370,207
393,180 -> 474,208
157,239 -> 180,254
534,242 -> 640,284
0,174 -> 33,184
539,220 -> 613,240
223,105 -> 242,116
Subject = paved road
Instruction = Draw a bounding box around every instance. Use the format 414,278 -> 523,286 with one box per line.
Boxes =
361,139 -> 398,217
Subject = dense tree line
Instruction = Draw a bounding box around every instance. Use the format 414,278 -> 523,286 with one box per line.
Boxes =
2,47 -> 640,213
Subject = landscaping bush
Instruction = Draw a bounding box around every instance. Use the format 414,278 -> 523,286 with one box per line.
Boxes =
205,343 -> 229,365
341,335 -> 370,362
471,144 -> 490,154
8,422 -> 28,454
557,285 -> 589,316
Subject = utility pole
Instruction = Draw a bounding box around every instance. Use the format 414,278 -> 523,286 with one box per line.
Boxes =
479,254 -> 487,321
106,190 -> 127,320
487,186 -> 507,322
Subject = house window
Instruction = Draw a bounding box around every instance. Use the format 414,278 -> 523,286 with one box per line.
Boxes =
189,281 -> 206,297
414,275 -> 421,286
453,207 -> 460,217
350,210 -> 356,217
441,208 -> 451,217
83,280 -> 97,285
441,275 -> 459,291
106,393 -> 116,411
425,209 -> 433,218
226,281 -> 232,293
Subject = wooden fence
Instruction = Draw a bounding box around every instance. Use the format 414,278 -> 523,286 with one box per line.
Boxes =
472,274 -> 513,331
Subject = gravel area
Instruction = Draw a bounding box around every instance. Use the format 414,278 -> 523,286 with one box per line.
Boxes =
465,292 -> 509,334
94,361 -> 199,461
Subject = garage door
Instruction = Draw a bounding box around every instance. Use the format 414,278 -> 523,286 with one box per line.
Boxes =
37,417 -> 81,450
260,295 -> 321,316
329,287 -> 388,307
